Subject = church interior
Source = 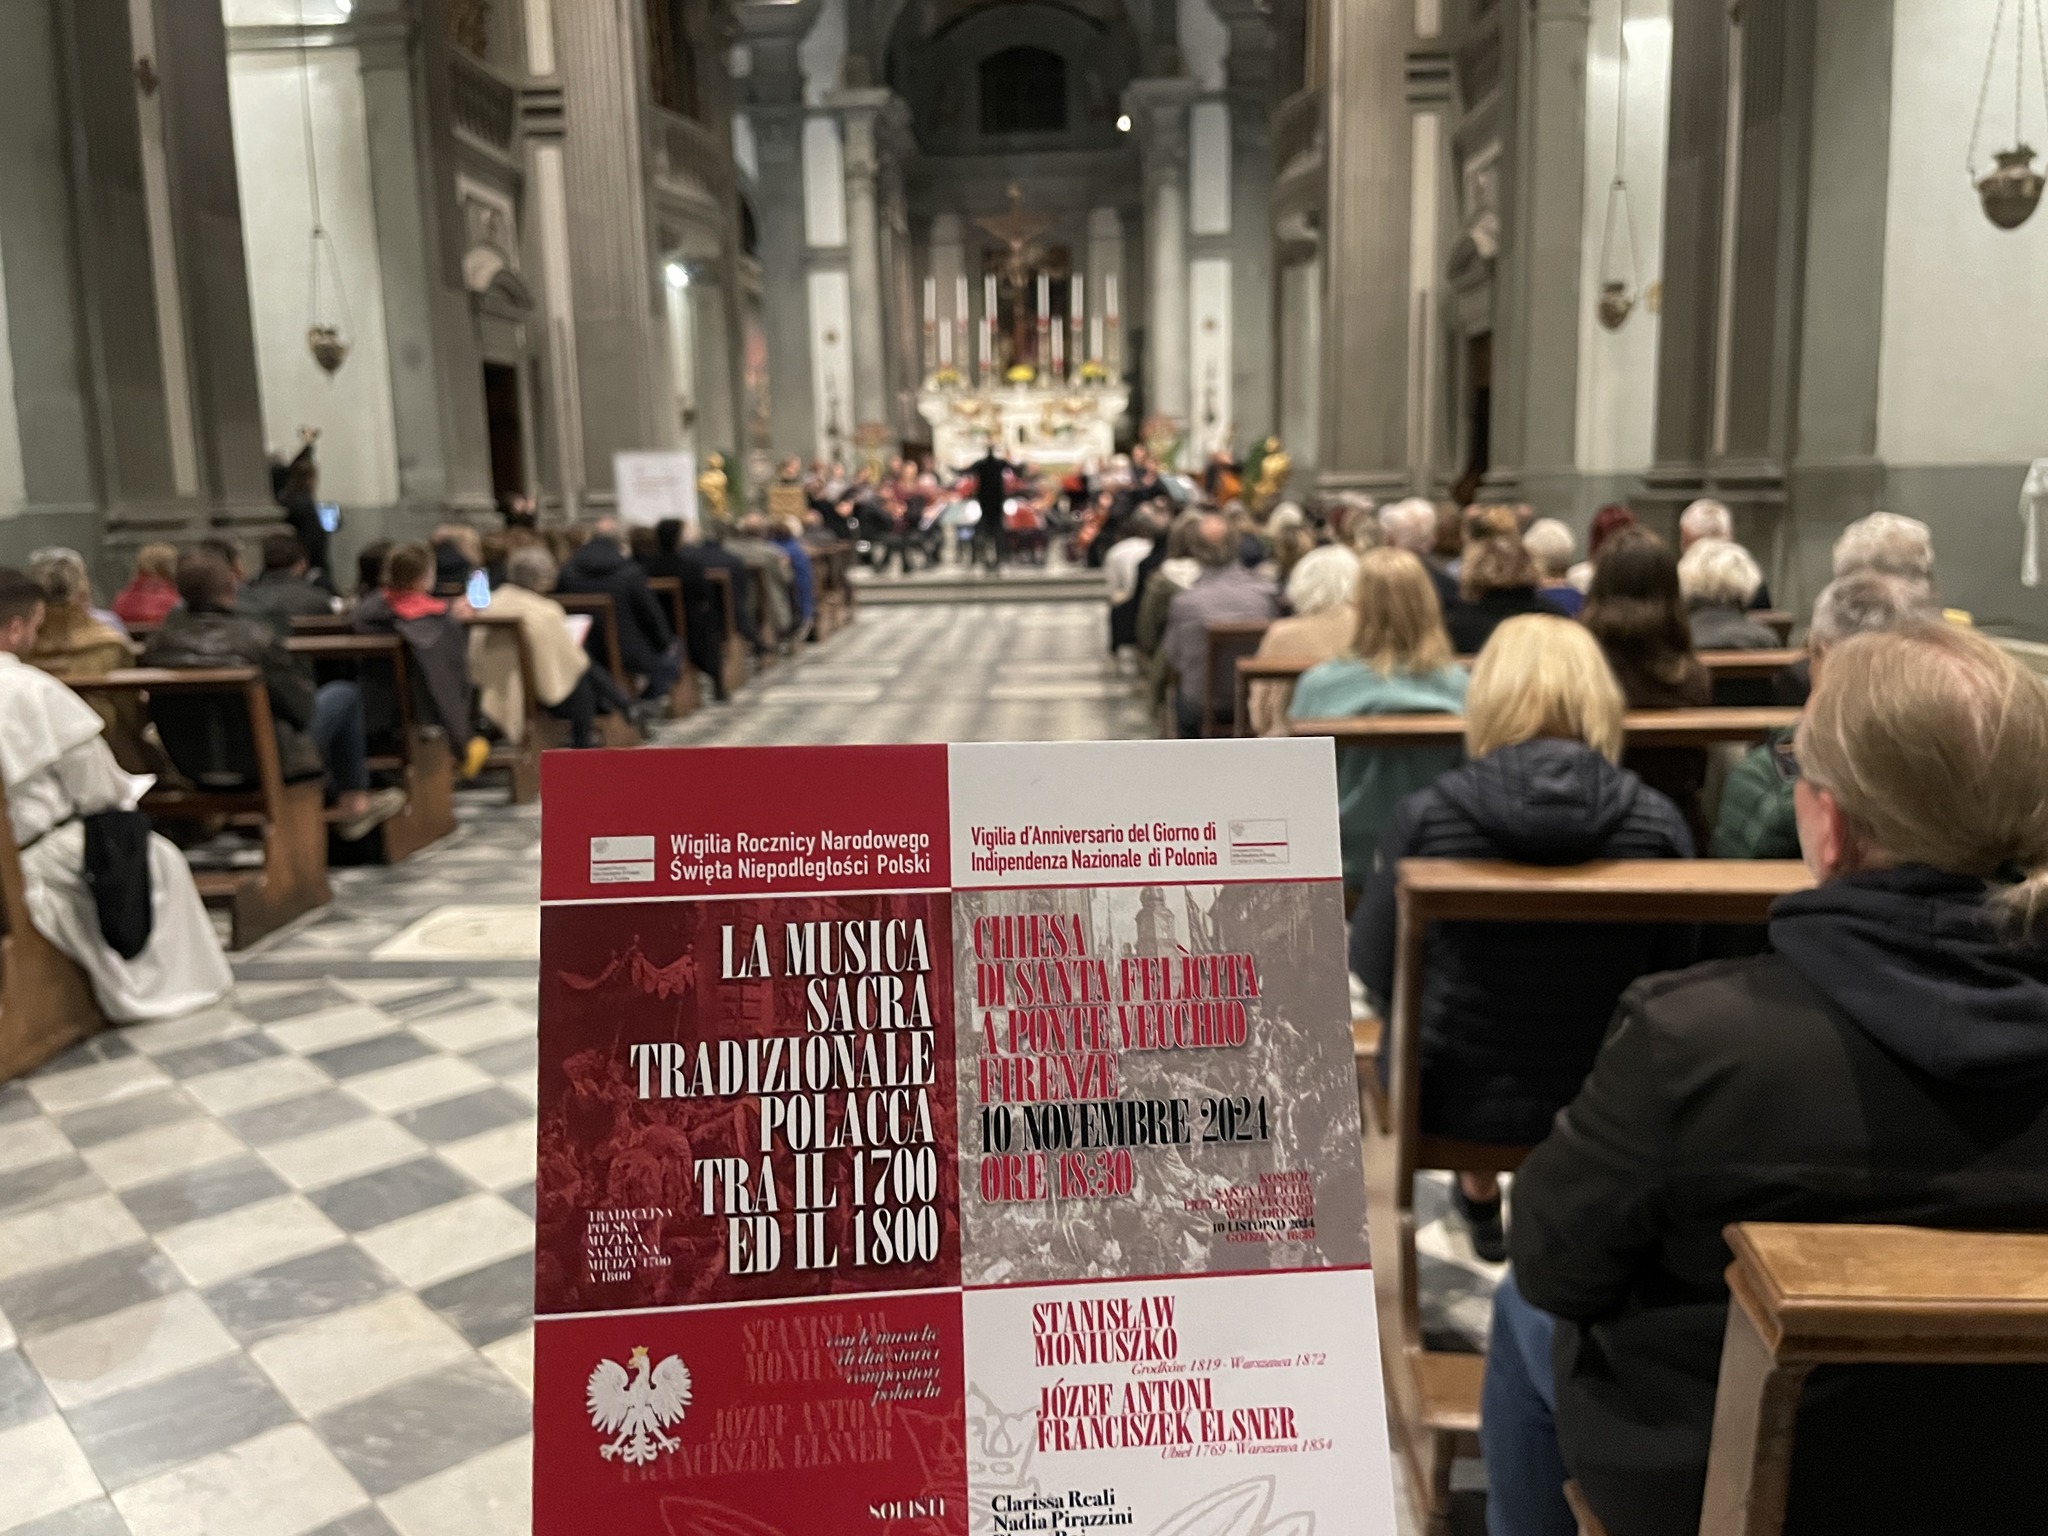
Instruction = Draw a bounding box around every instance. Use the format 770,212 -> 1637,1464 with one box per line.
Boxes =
0,1 -> 2046,1533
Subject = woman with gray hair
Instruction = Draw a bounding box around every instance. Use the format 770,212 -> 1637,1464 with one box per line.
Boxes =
467,544 -> 622,749
1245,543 -> 1361,736
1676,538 -> 1779,650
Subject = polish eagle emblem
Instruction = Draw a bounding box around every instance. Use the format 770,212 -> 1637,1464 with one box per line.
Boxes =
587,1345 -> 693,1465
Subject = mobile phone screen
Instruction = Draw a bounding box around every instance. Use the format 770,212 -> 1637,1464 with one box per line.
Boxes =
317,502 -> 341,534
465,568 -> 492,609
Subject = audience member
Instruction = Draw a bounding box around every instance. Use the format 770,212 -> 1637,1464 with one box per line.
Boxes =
640,518 -> 728,699
1522,519 -> 1583,617
112,543 -> 181,629
1446,513 -> 1562,654
1678,497 -> 1776,610
24,549 -> 133,677
691,518 -> 765,660
556,516 -> 681,699
1493,622 -> 2048,1536
432,524 -> 484,592
242,533 -> 339,628
1830,509 -> 1968,625
1135,512 -> 1204,714
1711,571 -> 1936,860
1104,505 -> 1167,651
470,545 -> 626,749
1565,502 -> 1638,592
1161,512 -> 1281,738
198,535 -> 247,587
1676,537 -> 1778,650
354,541 -> 393,603
272,437 -> 334,591
1246,545 -> 1360,737
1380,497 -> 1460,611
1289,549 -> 1467,887
353,542 -> 489,778
0,569 -> 231,1019
1582,527 -> 1714,847
717,516 -> 797,644
144,549 -> 399,839
769,516 -> 817,640
1351,615 -> 1694,1260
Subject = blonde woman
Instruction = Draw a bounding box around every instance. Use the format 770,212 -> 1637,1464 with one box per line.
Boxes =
1247,544 -> 1361,737
1498,623 -> 2048,1536
1349,615 -> 1693,1261
1288,549 -> 1468,886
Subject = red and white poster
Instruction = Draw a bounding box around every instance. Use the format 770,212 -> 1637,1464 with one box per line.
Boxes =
534,740 -> 1397,1536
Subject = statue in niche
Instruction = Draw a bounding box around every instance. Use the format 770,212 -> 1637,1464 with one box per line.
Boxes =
448,0 -> 491,59
698,453 -> 729,522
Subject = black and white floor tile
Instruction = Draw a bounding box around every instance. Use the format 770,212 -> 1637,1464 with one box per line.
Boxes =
0,601 -> 1492,1536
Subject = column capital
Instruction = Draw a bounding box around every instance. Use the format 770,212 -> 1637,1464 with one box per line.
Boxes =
824,88 -> 913,181
1123,77 -> 1201,175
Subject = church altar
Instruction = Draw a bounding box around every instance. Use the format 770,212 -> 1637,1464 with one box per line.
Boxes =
918,376 -> 1129,471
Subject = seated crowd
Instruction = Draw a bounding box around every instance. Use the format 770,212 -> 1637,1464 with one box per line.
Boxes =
1112,489 -> 2048,1532
0,506 -> 856,1026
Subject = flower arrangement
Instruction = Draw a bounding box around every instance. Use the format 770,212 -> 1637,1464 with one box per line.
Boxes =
1077,359 -> 1111,385
931,365 -> 964,389
1005,363 -> 1037,385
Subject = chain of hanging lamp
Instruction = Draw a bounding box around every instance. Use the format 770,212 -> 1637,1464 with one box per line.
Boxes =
1597,0 -> 1642,329
1966,0 -> 2048,228
298,0 -> 354,373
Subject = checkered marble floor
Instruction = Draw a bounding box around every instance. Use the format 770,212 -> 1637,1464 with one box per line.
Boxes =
0,599 -> 1492,1536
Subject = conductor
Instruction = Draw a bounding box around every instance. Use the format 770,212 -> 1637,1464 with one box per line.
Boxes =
963,441 -> 1017,572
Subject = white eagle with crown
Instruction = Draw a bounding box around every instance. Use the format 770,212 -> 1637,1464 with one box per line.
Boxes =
587,1345 -> 693,1465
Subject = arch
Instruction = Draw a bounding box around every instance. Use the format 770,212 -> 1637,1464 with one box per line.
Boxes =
872,0 -> 1151,54
979,45 -> 1068,134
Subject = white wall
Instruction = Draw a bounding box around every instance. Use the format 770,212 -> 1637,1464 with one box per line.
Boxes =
1574,0 -> 1671,476
807,268 -> 853,461
0,228 -> 24,516
803,117 -> 847,248
1189,256 -> 1233,453
1178,0 -> 1229,92
226,47 -> 400,507
1189,102 -> 1232,236
1878,0 -> 2048,465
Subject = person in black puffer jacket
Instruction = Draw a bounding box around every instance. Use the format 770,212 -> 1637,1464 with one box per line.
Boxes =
1488,622 -> 2048,1536
555,516 -> 679,699
1351,614 -> 1694,1260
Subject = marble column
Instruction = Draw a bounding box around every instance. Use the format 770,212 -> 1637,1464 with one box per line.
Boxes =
1126,78 -> 1199,453
1316,0 -> 1410,494
1213,0 -> 1278,450
554,0 -> 664,504
356,0 -> 495,519
1485,0 -> 1592,505
829,88 -> 898,446
739,1 -> 819,463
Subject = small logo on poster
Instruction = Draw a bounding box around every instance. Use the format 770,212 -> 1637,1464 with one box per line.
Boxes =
587,1346 -> 692,1465
1228,818 -> 1290,867
590,835 -> 656,884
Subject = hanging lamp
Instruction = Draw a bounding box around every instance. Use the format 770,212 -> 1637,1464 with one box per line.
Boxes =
1597,0 -> 1641,330
1967,0 -> 2048,229
297,0 -> 353,373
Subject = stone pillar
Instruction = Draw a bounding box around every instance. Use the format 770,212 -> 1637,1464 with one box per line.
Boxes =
1485,0 -> 1592,504
1126,78 -> 1199,451
1316,0 -> 1410,494
1213,0 -> 1277,449
555,0 -> 664,503
829,87 -> 896,446
1086,207 -> 1127,377
739,1 -> 819,464
356,0 -> 496,519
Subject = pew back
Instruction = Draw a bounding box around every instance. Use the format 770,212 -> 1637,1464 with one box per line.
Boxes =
286,634 -> 455,860
1294,706 -> 1800,751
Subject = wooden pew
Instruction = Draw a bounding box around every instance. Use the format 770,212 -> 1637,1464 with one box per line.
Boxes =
286,634 -> 456,862
1237,652 -> 1807,737
1752,609 -> 1796,644
555,592 -> 631,694
70,669 -> 331,950
1200,620 -> 1271,737
643,575 -> 702,719
1369,858 -> 1811,1535
704,568 -> 749,697
1294,706 -> 1800,752
811,540 -> 856,638
0,774 -> 107,1083
290,613 -> 354,636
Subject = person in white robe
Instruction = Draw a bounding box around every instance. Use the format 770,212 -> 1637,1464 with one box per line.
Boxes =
0,575 -> 231,1023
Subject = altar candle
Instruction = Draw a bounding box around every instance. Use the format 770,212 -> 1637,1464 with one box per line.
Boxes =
1090,315 -> 1104,363
1051,324 -> 1063,377
924,275 -> 936,325
1072,276 -> 1084,329
956,274 -> 969,325
1037,273 -> 1049,322
938,319 -> 952,366
1105,274 -> 1119,322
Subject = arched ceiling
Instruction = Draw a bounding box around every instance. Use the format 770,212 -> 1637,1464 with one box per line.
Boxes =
879,0 -> 1146,51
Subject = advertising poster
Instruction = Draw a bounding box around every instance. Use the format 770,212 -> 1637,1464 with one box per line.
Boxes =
534,740 -> 1397,1536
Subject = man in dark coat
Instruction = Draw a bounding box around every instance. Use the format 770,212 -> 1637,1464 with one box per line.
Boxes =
352,541 -> 485,778
272,437 -> 335,593
962,441 -> 1016,572
554,516 -> 679,699
240,533 -> 337,629
641,518 -> 726,701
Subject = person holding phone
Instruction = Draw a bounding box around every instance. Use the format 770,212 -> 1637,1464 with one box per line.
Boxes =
272,427 -> 335,593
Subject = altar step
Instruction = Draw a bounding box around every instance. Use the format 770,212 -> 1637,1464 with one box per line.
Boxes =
849,567 -> 1105,606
